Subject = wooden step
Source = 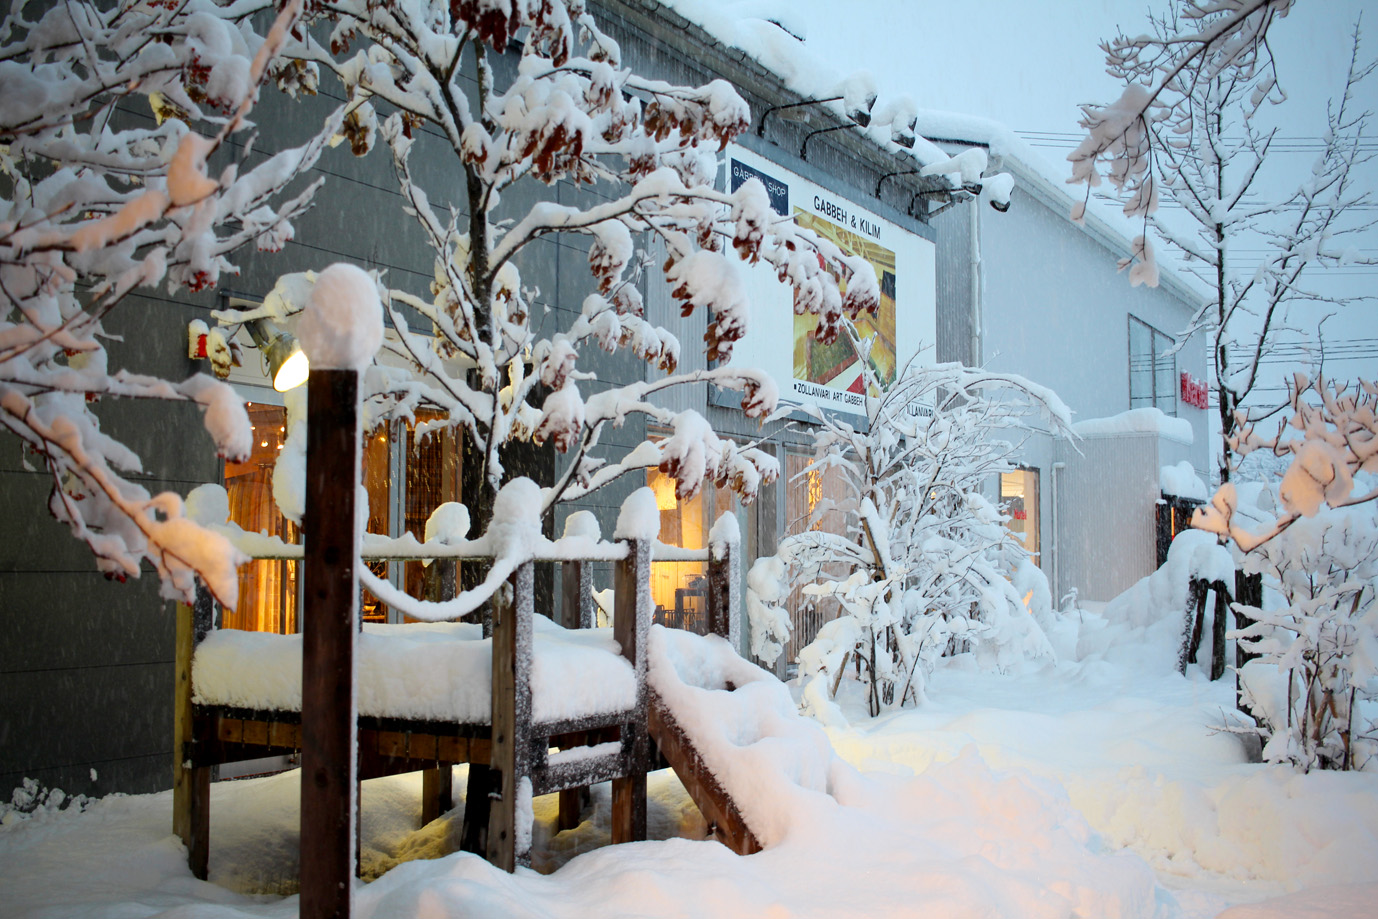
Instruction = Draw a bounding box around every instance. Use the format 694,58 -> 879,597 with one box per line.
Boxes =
646,688 -> 761,855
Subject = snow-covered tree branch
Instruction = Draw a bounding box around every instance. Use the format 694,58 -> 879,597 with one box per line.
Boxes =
240,0 -> 879,594
1194,375 -> 1378,550
1074,4 -> 1374,489
748,344 -> 1073,715
1069,0 -> 1293,224
0,0 -> 335,605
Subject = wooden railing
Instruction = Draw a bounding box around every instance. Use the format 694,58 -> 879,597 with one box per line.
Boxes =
172,533 -> 741,879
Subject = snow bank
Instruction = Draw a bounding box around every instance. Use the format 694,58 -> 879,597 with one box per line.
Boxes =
193,617 -> 634,724
644,626 -> 1163,918
1160,460 -> 1208,500
1216,883 -> 1378,918
1073,407 -> 1194,445
1076,530 -> 1233,670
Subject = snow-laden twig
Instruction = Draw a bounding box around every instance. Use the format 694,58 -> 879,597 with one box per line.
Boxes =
0,0 -> 328,603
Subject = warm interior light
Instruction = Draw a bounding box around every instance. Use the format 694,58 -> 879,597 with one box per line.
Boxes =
650,471 -> 679,510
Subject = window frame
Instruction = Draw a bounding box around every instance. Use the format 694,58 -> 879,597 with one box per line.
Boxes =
1127,315 -> 1178,416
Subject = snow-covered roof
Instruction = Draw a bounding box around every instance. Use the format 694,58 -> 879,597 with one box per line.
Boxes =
1072,407 -> 1194,446
635,0 -> 1206,307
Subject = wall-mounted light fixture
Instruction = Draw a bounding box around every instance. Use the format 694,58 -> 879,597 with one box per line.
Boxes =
801,101 -> 915,161
875,167 -> 922,197
245,318 -> 309,392
910,174 -> 1013,219
756,87 -> 877,138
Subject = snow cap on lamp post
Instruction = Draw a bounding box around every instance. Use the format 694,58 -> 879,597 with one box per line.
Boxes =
297,263 -> 384,371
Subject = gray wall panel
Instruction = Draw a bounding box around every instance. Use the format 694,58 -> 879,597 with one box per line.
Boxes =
1055,433 -> 1160,603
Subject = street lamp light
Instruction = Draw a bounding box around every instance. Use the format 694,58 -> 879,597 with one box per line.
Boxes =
245,318 -> 309,391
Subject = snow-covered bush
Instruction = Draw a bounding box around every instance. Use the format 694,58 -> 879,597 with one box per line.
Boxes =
216,1 -> 880,616
1195,376 -> 1378,550
1195,375 -> 1378,771
0,1 -> 334,604
1,778 -> 93,826
1235,501 -> 1378,771
749,357 -> 1073,715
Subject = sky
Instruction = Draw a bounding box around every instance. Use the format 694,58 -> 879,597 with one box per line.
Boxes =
764,0 -> 1378,395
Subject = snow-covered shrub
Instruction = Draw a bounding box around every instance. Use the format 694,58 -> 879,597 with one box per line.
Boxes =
1,778 -> 93,826
0,1 -> 332,604
1234,500 -> 1378,772
1196,375 -> 1378,771
749,357 -> 1073,715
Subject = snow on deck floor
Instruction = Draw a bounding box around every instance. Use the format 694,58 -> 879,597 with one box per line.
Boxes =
4,625 -> 1378,917
192,618 -> 635,724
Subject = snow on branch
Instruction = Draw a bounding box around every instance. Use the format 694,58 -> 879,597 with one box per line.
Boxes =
1068,0 -> 1293,222
1074,4 -> 1375,494
247,0 -> 873,538
0,0 -> 332,604
1194,375 -> 1378,551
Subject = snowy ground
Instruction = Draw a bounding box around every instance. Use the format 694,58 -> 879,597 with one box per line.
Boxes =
3,608 -> 1376,918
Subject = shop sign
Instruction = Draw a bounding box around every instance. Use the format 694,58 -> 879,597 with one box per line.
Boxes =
1180,372 -> 1208,409
719,146 -> 936,419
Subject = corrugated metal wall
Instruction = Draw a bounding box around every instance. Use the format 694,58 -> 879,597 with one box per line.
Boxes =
1054,433 -> 1161,603
932,202 -> 976,366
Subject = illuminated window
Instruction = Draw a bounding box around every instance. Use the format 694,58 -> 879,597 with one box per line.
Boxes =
361,412 -> 462,622
224,405 -> 461,631
400,411 -> 462,607
360,423 -> 394,623
782,450 -> 853,662
223,402 -> 298,633
646,466 -> 736,634
1000,468 -> 1039,557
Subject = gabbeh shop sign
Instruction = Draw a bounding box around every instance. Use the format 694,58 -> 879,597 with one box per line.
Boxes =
720,146 -> 936,418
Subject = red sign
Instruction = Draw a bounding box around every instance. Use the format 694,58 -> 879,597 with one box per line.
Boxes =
1180,372 -> 1208,409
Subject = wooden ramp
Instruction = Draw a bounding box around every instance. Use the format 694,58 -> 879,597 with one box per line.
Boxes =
647,686 -> 762,855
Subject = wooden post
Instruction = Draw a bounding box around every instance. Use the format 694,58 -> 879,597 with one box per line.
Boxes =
707,535 -> 739,647
172,582 -> 213,879
420,559 -> 456,826
611,538 -> 650,845
1177,579 -> 1209,675
561,558 -> 593,629
300,369 -> 362,919
557,559 -> 593,831
1210,580 -> 1230,682
1234,570 -> 1263,717
487,562 -> 534,871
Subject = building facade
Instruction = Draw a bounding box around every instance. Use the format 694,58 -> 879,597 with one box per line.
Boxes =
1,0 -> 1206,799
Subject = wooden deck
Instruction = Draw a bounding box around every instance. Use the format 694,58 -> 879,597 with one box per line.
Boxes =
172,538 -> 755,879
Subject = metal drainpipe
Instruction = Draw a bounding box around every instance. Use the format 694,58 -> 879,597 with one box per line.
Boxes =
970,196 -> 982,366
1051,461 -> 1066,606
